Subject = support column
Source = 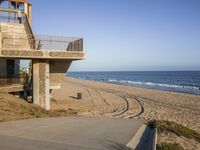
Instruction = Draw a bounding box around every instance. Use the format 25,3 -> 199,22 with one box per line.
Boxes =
32,60 -> 50,110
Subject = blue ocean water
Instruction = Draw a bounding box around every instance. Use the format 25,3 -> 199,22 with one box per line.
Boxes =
67,71 -> 200,95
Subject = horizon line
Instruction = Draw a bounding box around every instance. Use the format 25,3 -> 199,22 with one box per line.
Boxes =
69,70 -> 200,72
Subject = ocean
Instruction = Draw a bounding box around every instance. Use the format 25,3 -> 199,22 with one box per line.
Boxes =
67,71 -> 200,95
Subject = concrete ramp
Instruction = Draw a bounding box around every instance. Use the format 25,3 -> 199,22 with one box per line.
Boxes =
0,117 -> 144,150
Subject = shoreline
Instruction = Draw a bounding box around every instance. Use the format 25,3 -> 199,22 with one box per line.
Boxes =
68,76 -> 200,96
52,77 -> 200,133
67,71 -> 200,95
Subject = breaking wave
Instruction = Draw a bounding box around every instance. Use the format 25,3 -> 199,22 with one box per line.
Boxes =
105,79 -> 200,90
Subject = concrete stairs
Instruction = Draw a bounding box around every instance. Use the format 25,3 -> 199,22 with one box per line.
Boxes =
0,22 -> 30,49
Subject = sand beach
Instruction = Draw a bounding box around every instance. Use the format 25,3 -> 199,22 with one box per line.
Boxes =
52,77 -> 200,133
51,77 -> 200,149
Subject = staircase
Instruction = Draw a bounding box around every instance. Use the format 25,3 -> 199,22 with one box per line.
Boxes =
0,22 -> 29,91
0,22 -> 30,49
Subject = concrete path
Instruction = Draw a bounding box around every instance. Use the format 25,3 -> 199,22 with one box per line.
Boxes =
0,117 -> 143,150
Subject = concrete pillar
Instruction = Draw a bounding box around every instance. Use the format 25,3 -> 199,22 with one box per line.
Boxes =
32,60 -> 50,110
32,60 -> 39,105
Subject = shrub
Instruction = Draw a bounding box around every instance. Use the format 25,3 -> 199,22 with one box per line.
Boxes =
156,120 -> 200,143
157,143 -> 183,150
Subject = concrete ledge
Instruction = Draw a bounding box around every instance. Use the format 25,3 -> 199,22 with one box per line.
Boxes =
0,49 -> 84,60
127,125 -> 157,150
127,125 -> 147,149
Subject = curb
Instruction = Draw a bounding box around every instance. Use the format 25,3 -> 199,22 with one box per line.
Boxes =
126,125 -> 147,149
152,128 -> 157,150
126,125 -> 157,150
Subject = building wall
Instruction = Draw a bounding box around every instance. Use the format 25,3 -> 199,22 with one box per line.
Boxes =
0,59 -> 20,77
0,59 -> 7,77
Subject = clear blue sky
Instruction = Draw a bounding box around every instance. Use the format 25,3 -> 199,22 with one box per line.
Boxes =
31,0 -> 200,71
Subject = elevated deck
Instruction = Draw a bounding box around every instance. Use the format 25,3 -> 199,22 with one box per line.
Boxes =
0,8 -> 84,60
0,28 -> 84,60
0,6 -> 85,110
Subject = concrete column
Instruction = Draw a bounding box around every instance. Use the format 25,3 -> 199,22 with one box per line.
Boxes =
45,60 -> 50,110
32,60 -> 50,110
32,60 -> 39,105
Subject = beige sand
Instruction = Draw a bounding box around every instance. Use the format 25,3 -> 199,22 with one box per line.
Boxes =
52,77 -> 200,149
52,77 -> 200,133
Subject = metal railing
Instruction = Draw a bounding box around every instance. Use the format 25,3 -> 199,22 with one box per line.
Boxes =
34,35 -> 83,51
1,32 -> 83,51
24,13 -> 35,49
0,8 -> 83,51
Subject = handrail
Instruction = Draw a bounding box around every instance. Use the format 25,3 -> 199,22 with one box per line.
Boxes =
24,13 -> 36,49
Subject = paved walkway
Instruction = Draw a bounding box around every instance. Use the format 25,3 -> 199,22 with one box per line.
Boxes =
0,117 -> 143,150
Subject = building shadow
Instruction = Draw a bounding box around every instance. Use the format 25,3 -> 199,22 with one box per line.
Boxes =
70,96 -> 78,99
135,126 -> 155,150
104,126 -> 156,150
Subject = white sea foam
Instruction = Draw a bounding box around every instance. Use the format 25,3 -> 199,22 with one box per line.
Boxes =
106,79 -> 200,90
78,77 -> 86,80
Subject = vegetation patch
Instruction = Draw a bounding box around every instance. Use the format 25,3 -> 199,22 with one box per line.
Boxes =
147,119 -> 200,143
157,142 -> 183,150
52,108 -> 78,116
0,93 -> 77,122
55,109 -> 67,113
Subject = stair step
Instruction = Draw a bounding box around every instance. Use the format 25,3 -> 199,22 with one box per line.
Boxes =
0,22 -> 31,49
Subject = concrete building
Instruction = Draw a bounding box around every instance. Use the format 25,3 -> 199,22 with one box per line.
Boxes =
0,0 -> 84,110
